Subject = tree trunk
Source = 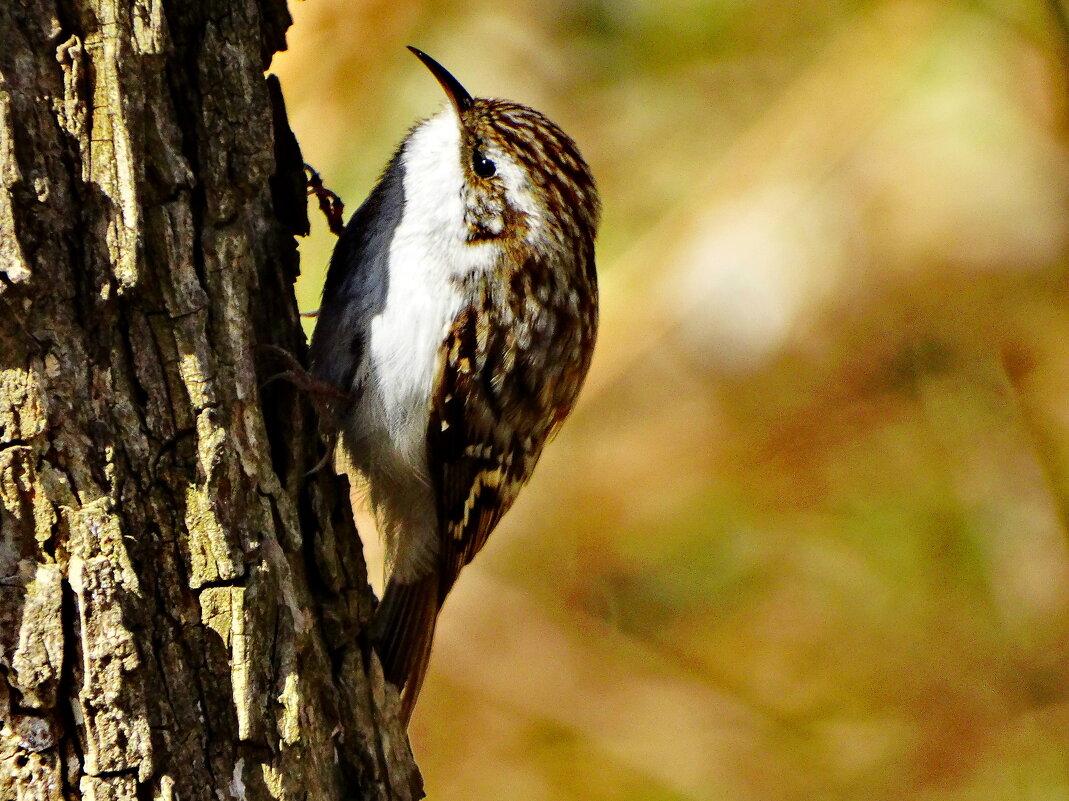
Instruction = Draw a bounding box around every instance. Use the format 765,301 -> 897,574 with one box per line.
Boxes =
0,1 -> 420,799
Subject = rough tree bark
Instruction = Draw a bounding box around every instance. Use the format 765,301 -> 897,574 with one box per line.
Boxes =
0,0 -> 420,799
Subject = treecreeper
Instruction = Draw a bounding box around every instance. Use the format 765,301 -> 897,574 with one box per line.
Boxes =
309,47 -> 600,725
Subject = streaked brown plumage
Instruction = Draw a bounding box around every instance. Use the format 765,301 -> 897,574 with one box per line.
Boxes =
310,48 -> 598,725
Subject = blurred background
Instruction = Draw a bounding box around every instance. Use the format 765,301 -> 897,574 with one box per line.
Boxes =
273,2 -> 1069,798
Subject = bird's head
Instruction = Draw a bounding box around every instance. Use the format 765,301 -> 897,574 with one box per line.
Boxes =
404,47 -> 599,263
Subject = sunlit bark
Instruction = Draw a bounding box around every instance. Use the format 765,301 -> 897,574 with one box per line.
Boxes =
0,1 -> 419,798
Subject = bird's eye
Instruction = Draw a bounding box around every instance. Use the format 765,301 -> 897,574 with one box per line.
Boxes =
472,149 -> 496,179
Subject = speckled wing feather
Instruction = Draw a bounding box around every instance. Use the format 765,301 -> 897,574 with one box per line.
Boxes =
377,231 -> 596,724
428,305 -> 528,599
429,254 -> 597,601
375,299 -> 537,723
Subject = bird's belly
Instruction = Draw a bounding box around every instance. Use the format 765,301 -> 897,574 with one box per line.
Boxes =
352,267 -> 461,480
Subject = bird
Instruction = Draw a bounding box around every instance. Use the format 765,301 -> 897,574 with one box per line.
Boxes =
308,46 -> 599,725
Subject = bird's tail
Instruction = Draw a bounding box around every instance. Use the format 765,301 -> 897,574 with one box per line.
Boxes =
373,573 -> 440,725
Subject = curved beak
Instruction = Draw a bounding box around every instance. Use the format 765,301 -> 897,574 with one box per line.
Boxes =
408,46 -> 473,116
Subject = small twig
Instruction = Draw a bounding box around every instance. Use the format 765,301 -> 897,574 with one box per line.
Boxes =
305,163 -> 346,236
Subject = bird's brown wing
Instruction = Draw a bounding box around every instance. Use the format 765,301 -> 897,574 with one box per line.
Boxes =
375,303 -> 529,723
427,304 -> 534,602
378,262 -> 594,721
429,256 -> 597,598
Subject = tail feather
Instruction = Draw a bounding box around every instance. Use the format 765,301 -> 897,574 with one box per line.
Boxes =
373,574 -> 439,725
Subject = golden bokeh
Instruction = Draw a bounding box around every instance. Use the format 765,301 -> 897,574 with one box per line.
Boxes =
274,2 -> 1069,798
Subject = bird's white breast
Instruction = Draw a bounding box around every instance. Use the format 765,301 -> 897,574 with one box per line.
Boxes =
357,107 -> 498,481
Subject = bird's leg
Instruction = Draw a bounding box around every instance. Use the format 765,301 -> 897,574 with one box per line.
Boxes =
257,344 -> 347,400
257,344 -> 349,475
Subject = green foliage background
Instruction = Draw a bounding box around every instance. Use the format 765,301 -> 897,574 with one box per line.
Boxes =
275,2 -> 1069,798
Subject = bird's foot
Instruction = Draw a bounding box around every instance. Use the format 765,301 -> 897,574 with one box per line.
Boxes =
305,163 -> 346,236
257,344 -> 349,401
257,345 -> 346,476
